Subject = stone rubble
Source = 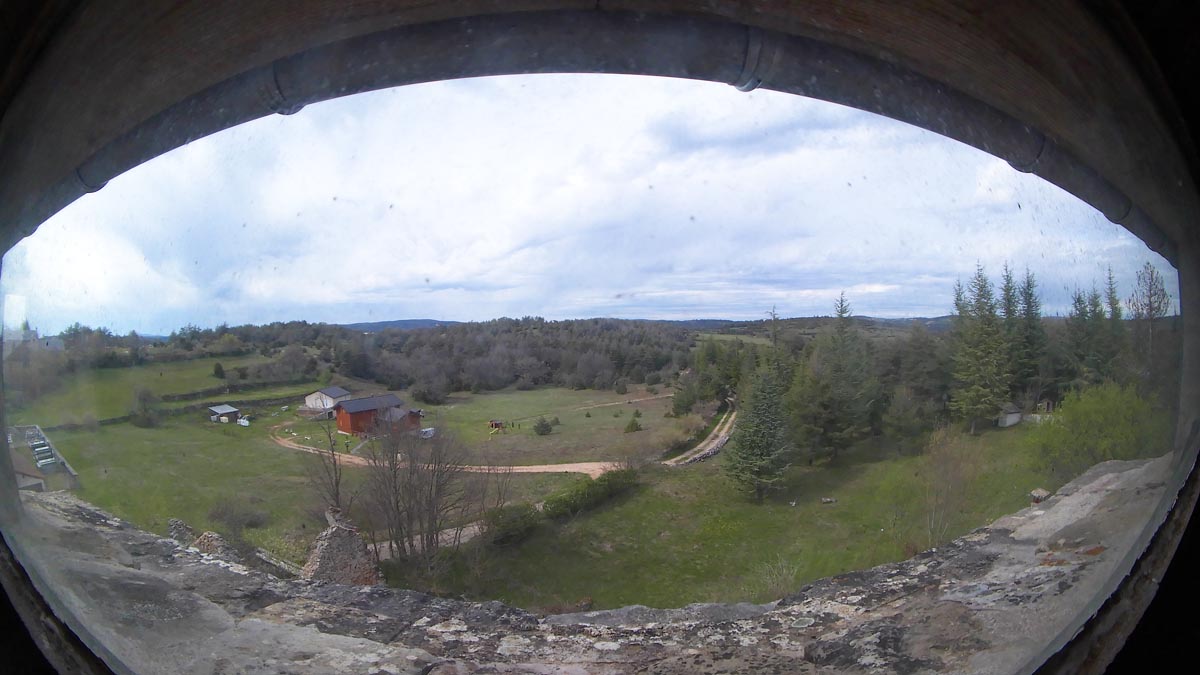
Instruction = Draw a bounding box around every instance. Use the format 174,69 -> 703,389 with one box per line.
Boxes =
190,530 -> 242,563
299,507 -> 381,586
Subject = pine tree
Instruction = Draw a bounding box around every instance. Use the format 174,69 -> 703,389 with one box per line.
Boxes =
950,265 -> 1010,433
724,365 -> 792,501
1015,268 -> 1047,400
1101,266 -> 1127,378
999,263 -> 1021,396
786,293 -> 879,461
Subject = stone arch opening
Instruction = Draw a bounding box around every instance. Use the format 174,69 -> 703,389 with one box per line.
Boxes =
0,4 -> 1197,674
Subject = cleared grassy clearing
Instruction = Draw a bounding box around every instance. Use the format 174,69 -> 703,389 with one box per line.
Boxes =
46,414 -> 581,563
695,332 -> 771,346
440,426 -> 1063,611
6,354 -> 271,426
419,385 -> 699,465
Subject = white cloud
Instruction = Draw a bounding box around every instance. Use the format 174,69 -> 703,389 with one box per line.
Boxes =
0,73 -> 1178,334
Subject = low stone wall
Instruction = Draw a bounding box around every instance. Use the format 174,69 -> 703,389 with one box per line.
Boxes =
7,454 -> 1174,674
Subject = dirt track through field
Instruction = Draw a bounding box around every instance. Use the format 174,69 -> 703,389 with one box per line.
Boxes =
268,423 -> 616,477
661,405 -> 737,466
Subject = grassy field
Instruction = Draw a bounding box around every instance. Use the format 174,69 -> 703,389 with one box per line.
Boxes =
417,385 -> 700,465
6,354 -> 273,426
437,426 -> 1064,610
45,414 -> 580,563
695,332 -> 772,346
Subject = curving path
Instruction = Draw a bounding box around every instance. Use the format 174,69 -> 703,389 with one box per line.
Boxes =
662,404 -> 737,466
268,423 -> 616,477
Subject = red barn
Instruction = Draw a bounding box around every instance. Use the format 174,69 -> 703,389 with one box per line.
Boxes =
333,393 -> 404,435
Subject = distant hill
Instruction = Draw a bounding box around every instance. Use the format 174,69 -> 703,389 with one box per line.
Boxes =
341,319 -> 462,333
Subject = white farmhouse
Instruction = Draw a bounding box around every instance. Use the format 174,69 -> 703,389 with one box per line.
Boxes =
304,386 -> 352,416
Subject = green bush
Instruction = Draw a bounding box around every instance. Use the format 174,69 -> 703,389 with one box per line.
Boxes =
542,469 -> 638,521
483,502 -> 541,546
533,416 -> 553,435
1030,382 -> 1171,481
624,417 -> 642,433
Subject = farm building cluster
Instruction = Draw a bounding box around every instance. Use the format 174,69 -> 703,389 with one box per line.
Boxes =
205,387 -> 427,438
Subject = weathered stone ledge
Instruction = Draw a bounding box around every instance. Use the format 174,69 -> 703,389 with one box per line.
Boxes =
7,454 -> 1172,674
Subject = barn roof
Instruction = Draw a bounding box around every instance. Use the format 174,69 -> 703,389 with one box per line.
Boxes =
1001,403 -> 1021,414
335,393 -> 403,414
317,386 -> 351,398
208,404 -> 239,415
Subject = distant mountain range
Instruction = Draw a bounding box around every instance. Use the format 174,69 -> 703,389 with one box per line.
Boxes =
336,316 -> 959,334
340,318 -> 463,332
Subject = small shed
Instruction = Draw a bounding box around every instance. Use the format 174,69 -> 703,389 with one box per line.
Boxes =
333,393 -> 404,435
10,450 -> 45,492
207,404 -> 240,423
997,403 -> 1022,428
304,386 -> 352,413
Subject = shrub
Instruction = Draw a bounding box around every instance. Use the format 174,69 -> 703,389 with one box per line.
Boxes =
209,500 -> 270,533
542,469 -> 638,521
646,372 -> 662,386
129,386 -> 161,428
624,417 -> 642,433
585,411 -> 591,418
551,416 -> 561,426
647,386 -> 658,395
483,502 -> 540,546
213,361 -> 225,379
533,416 -> 553,435
614,378 -> 628,395
1030,382 -> 1171,481
633,409 -> 642,418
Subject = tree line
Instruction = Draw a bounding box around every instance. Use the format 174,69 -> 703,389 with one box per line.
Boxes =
4,316 -> 693,409
719,261 -> 1178,501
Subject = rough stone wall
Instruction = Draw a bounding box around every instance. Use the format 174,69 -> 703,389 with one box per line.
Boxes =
300,508 -> 380,586
191,531 -> 241,563
167,518 -> 195,544
8,454 -> 1175,674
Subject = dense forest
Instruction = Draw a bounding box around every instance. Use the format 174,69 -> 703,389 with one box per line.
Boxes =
708,262 -> 1180,500
3,317 -> 693,409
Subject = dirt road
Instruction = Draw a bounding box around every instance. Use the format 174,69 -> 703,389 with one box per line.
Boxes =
661,405 -> 737,466
269,424 -> 616,477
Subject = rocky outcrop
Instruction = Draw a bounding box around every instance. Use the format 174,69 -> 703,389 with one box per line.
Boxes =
300,507 -> 380,586
191,530 -> 241,563
8,454 -> 1175,674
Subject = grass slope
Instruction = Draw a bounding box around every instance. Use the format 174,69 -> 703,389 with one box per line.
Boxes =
445,426 -> 1059,610
45,409 -> 583,562
419,385 -> 700,465
7,354 -> 272,426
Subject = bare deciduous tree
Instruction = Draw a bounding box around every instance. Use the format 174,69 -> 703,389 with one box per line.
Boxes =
304,416 -> 357,511
1126,261 -> 1172,375
361,422 -> 500,571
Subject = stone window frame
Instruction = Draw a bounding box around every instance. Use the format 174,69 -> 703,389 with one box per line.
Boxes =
0,4 -> 1196,673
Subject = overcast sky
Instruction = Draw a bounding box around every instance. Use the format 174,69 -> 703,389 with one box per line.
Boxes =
0,74 -> 1178,336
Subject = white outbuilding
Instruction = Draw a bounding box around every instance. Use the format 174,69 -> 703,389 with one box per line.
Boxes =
997,402 -> 1022,428
304,386 -> 352,416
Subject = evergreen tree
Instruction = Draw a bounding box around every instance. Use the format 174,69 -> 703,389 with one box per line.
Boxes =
786,293 -> 879,461
724,365 -> 791,501
1014,268 -> 1047,400
999,263 -> 1021,396
1101,267 -> 1127,378
950,265 -> 1010,433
